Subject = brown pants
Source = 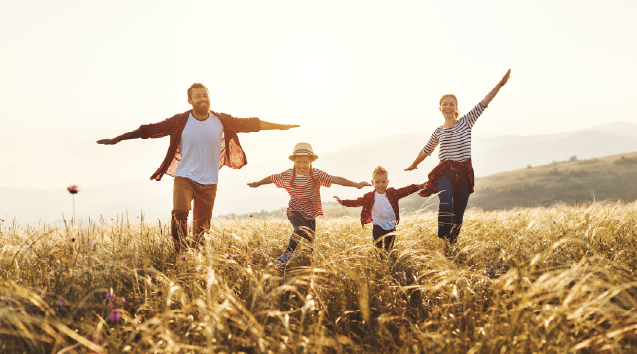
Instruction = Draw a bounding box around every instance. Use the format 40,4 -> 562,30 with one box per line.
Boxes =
171,176 -> 217,252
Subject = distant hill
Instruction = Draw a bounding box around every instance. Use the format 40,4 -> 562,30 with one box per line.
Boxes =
4,121 -> 637,224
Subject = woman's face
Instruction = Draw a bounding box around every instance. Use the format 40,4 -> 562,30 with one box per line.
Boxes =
293,155 -> 312,175
439,96 -> 457,119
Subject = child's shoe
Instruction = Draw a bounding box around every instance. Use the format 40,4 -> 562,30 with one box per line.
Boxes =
274,252 -> 292,264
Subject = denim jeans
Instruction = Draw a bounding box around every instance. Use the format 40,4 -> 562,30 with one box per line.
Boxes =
436,166 -> 471,244
285,211 -> 316,253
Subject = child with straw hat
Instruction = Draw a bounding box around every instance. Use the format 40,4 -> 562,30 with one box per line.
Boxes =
248,142 -> 370,264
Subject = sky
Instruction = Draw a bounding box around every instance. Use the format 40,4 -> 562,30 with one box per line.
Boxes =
1,0 -> 637,196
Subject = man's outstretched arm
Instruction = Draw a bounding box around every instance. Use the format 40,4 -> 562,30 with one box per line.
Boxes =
260,121 -> 299,131
97,129 -> 141,145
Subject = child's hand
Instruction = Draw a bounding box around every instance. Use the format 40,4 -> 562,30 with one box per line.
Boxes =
355,181 -> 372,189
333,196 -> 344,205
416,183 -> 426,190
247,182 -> 260,188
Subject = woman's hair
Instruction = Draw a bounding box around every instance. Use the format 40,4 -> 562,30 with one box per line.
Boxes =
439,94 -> 460,118
290,164 -> 319,188
372,166 -> 388,179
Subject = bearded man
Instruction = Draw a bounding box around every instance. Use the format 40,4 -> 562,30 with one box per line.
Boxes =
97,83 -> 298,252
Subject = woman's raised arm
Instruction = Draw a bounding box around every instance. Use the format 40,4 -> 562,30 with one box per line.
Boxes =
483,69 -> 511,107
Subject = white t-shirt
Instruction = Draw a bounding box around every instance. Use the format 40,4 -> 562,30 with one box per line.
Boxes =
175,113 -> 224,185
371,192 -> 397,231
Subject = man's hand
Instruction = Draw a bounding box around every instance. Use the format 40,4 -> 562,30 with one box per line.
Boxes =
416,182 -> 426,190
97,138 -> 120,145
278,124 -> 300,130
247,182 -> 261,188
333,196 -> 344,205
259,121 -> 300,130
355,181 -> 372,189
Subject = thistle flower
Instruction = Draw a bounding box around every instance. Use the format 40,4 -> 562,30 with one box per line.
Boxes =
180,255 -> 187,261
226,253 -> 234,258
110,310 -> 121,322
66,185 -> 79,220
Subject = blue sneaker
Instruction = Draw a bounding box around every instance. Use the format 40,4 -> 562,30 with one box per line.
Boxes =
274,252 -> 292,264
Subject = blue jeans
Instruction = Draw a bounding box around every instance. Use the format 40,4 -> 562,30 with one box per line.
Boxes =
285,211 -> 316,253
436,167 -> 471,244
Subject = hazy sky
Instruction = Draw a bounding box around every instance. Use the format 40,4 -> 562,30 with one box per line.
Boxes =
2,0 -> 637,191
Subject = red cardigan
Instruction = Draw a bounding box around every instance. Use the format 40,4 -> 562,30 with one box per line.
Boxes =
418,158 -> 475,197
139,110 -> 261,181
340,185 -> 419,227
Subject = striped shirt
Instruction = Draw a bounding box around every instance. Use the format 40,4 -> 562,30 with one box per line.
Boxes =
272,168 -> 333,220
422,101 -> 487,161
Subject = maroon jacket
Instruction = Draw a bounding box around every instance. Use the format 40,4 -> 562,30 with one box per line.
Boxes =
139,110 -> 260,181
340,185 -> 419,227
418,158 -> 475,197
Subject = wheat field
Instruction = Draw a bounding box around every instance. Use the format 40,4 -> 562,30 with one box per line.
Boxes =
1,202 -> 636,353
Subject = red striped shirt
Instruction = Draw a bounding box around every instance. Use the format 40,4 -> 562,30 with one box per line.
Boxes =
271,168 -> 333,220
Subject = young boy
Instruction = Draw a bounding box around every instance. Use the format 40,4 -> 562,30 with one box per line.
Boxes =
334,166 -> 425,252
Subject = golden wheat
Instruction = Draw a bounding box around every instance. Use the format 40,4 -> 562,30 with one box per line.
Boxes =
1,202 -> 636,353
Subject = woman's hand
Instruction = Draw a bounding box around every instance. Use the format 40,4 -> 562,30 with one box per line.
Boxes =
484,69 -> 511,106
405,164 -> 418,171
333,196 -> 344,205
247,181 -> 261,188
499,69 -> 511,87
355,181 -> 372,189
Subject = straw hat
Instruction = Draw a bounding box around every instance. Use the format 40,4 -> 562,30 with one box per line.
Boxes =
289,142 -> 318,161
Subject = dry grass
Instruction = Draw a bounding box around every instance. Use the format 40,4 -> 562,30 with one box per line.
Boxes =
1,202 -> 637,353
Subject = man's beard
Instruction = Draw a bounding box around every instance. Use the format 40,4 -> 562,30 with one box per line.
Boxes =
193,100 -> 210,116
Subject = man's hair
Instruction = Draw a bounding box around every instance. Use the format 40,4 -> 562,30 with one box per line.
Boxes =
187,83 -> 208,100
372,166 -> 388,179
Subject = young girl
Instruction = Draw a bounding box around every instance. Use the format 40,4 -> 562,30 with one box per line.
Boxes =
248,142 -> 370,264
405,69 -> 511,253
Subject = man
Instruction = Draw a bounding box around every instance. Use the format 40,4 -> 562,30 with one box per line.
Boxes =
97,83 -> 298,252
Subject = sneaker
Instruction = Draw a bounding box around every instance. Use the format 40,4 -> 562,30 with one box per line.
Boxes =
274,252 -> 292,264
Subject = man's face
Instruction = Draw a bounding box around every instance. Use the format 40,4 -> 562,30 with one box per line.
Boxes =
372,174 -> 389,194
188,88 -> 211,115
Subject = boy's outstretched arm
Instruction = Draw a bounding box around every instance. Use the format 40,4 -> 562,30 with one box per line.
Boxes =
331,177 -> 371,189
395,183 -> 427,199
334,196 -> 364,207
248,176 -> 273,188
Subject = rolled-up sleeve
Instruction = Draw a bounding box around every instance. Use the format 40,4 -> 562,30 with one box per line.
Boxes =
140,116 -> 175,139
422,130 -> 439,156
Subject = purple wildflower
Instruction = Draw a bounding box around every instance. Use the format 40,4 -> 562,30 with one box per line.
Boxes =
119,297 -> 125,305
110,310 -> 121,322
105,293 -> 111,300
87,335 -> 94,342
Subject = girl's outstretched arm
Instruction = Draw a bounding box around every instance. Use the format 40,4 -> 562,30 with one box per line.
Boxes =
331,177 -> 371,189
247,176 -> 273,188
405,150 -> 428,171
483,69 -> 511,107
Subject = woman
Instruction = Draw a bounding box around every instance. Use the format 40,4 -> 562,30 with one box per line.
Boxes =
405,69 -> 511,253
